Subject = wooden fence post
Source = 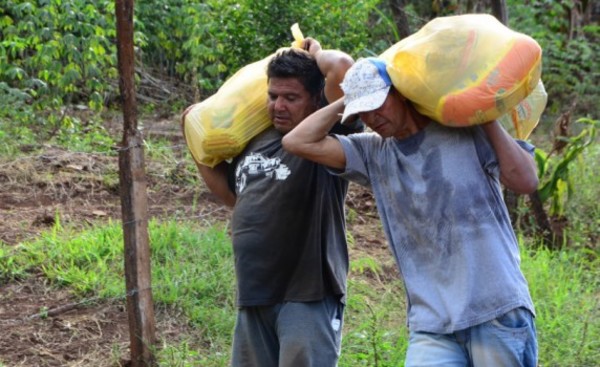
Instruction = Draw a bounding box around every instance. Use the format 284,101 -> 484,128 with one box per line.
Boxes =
115,0 -> 156,365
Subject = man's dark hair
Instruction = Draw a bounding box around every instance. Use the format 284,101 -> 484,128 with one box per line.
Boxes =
267,48 -> 325,98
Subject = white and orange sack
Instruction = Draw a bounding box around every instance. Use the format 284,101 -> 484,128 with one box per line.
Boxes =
182,24 -> 305,168
379,14 -> 547,139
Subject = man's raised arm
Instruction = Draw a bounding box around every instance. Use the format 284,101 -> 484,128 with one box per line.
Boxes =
282,98 -> 347,170
302,38 -> 353,103
481,120 -> 539,194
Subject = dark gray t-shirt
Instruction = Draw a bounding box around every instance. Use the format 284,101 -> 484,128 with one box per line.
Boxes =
230,126 -> 350,307
334,122 -> 535,333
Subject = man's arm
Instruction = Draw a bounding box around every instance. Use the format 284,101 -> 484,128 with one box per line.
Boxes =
302,38 -> 353,103
282,98 -> 348,170
481,120 -> 539,194
196,161 -> 236,207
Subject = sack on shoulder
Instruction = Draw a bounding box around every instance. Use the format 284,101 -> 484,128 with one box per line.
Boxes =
182,56 -> 273,168
183,24 -> 305,168
380,14 -> 547,139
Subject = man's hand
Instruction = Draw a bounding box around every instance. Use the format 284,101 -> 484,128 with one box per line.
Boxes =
302,37 -> 322,57
282,98 -> 348,170
299,38 -> 353,103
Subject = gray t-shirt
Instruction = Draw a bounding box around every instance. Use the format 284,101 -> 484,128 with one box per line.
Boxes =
334,122 -> 535,333
231,127 -> 350,307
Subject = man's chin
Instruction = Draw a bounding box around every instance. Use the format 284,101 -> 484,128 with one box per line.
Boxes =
273,121 -> 294,134
372,126 -> 387,137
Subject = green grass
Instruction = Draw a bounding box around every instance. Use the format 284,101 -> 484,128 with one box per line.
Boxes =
521,244 -> 600,366
2,218 -> 598,366
341,272 -> 408,366
0,219 -> 236,366
564,142 -> 600,250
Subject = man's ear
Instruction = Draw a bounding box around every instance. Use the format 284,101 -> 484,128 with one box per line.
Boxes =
390,87 -> 405,101
392,89 -> 412,108
313,93 -> 323,109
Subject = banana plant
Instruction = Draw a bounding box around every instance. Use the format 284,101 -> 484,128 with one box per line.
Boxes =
535,117 -> 598,218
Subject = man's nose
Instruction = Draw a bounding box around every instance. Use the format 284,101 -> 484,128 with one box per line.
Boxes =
273,97 -> 286,111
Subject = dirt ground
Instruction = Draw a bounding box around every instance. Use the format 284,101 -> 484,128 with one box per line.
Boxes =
0,118 -> 392,366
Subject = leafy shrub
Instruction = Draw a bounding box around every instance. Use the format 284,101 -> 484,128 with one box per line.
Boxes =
1,0 -> 118,110
1,0 -> 597,153
136,0 -> 385,95
507,0 -> 600,118
0,0 -> 120,149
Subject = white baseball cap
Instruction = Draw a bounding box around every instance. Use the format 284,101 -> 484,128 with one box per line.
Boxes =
340,57 -> 393,123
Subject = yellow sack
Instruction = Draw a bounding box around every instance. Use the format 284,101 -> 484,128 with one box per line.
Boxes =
183,24 -> 304,168
379,14 -> 546,139
498,80 -> 547,139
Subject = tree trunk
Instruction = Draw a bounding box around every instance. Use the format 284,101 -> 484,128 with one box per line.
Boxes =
411,1 -> 435,21
465,0 -> 475,13
388,0 -> 411,39
490,0 -> 508,25
528,191 -> 559,249
566,0 -> 583,41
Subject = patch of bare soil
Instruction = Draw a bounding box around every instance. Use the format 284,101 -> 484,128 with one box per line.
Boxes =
0,117 -> 389,366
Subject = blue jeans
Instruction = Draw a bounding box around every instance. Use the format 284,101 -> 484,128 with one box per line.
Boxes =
231,295 -> 345,367
405,307 -> 537,366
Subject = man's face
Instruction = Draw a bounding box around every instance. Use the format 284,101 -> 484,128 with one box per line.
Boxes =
267,77 -> 319,134
358,90 -> 415,139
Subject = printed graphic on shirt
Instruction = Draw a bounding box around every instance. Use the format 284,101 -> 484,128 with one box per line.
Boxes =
235,152 -> 291,193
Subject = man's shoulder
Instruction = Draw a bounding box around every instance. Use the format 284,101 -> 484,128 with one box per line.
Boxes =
241,127 -> 281,152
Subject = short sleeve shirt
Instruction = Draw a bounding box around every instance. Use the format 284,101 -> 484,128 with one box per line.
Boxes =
334,122 -> 535,333
231,127 -> 350,307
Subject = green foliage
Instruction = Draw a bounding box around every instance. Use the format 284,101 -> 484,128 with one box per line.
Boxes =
10,215 -> 124,295
351,256 -> 382,275
1,0 -> 395,147
135,0 -> 385,94
0,218 -> 235,361
342,273 -> 407,366
507,0 -> 600,118
534,118 -> 598,217
158,340 -> 213,367
55,117 -> 116,153
0,0 -> 119,151
0,244 -> 28,281
561,142 -> 600,249
2,216 -> 599,365
520,244 -> 600,366
0,0 -> 118,110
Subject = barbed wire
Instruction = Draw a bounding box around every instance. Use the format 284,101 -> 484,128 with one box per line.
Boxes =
0,278 -> 226,327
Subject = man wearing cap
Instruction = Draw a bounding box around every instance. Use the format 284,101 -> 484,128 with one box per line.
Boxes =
283,57 -> 539,366
195,39 -> 362,367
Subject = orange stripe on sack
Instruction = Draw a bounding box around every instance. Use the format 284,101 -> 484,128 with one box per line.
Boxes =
441,37 -> 541,125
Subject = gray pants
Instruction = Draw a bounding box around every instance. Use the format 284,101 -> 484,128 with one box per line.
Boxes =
231,295 -> 345,367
